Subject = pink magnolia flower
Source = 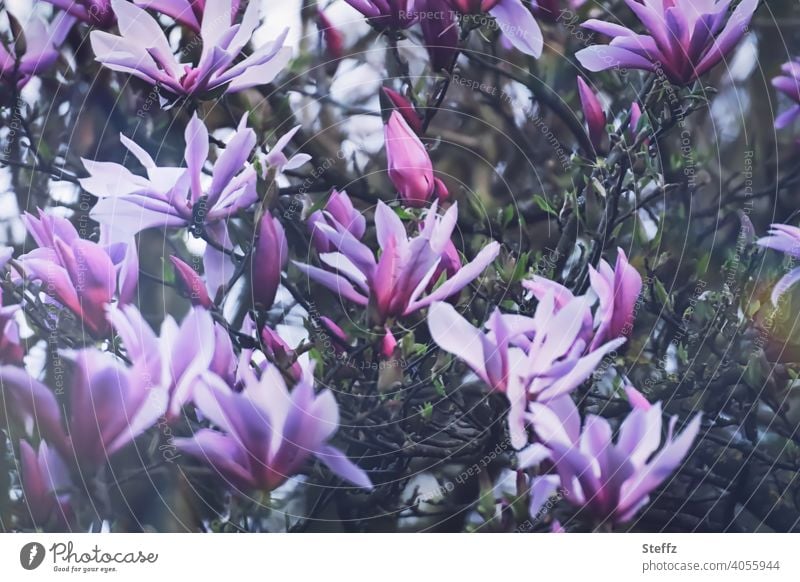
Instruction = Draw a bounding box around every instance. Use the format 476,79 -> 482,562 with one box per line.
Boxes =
294,201 -> 500,323
0,345 -> 167,469
307,189 -> 367,254
773,58 -> 800,129
447,0 -> 543,57
81,113 -> 258,297
577,76 -> 606,152
134,0 -> 241,32
44,0 -> 115,27
576,0 -> 760,86
90,0 -> 290,98
0,10 -> 75,88
344,0 -> 417,30
175,361 -> 373,492
520,393 -> 702,524
428,294 -> 625,449
250,214 -> 288,310
757,224 -> 800,304
382,87 -> 424,135
18,440 -> 72,527
170,256 -> 214,309
385,111 -> 448,207
16,210 -> 138,337
111,304 -> 235,420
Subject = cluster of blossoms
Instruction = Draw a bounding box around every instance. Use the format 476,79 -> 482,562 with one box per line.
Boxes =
1,0 -> 785,533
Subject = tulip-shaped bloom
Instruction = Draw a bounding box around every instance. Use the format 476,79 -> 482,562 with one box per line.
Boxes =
773,59 -> 800,129
576,0 -> 759,86
344,0 -> 417,30
16,211 -> 138,337
90,0 -> 290,99
134,0 -> 241,32
418,0 -> 459,72
520,394 -> 701,524
308,189 -> 367,253
44,0 -> 115,27
250,214 -> 288,309
176,361 -> 372,492
111,305 -> 235,419
170,256 -> 214,309
18,440 -> 72,527
385,111 -> 448,207
757,224 -> 800,304
0,344 -> 168,469
447,0 -> 543,58
295,201 -> 500,323
0,10 -> 75,88
577,76 -> 606,152
82,113 -> 257,295
587,249 -> 642,350
428,295 -> 625,449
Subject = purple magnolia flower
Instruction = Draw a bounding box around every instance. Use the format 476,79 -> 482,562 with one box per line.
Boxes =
344,0 -> 417,30
18,440 -> 72,527
134,0 -> 241,32
308,189 -> 367,254
44,0 -> 115,27
587,249 -> 642,350
111,304 -> 235,420
0,345 -> 167,469
385,111 -> 448,207
447,0 -> 543,58
170,255 -> 214,309
523,248 -> 642,351
175,360 -> 373,492
418,0 -> 459,72
90,0 -> 290,98
0,10 -> 75,88
295,201 -> 500,324
260,325 -> 303,383
428,294 -> 625,449
576,0 -> 760,85
757,224 -> 800,304
520,393 -> 702,524
81,113 -> 257,297
577,76 -> 606,152
250,214 -> 288,310
773,59 -> 800,129
16,210 -> 138,337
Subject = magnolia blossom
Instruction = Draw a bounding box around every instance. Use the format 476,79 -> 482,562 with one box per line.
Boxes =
175,361 -> 373,492
428,294 -> 625,449
308,189 -> 367,253
773,59 -> 800,129
344,0 -> 417,30
577,76 -> 606,152
520,392 -> 702,524
134,0 -> 241,32
418,0 -> 459,72
382,88 -> 424,135
757,224 -> 800,304
0,10 -> 74,87
90,0 -> 290,98
250,214 -> 288,310
576,0 -> 760,85
16,210 -> 138,337
170,256 -> 214,309
0,347 -> 167,469
385,111 -> 448,207
111,305 -> 235,420
446,0 -> 543,58
294,201 -> 500,323
18,440 -> 72,527
81,113 -> 258,296
523,248 -> 642,350
44,0 -> 115,27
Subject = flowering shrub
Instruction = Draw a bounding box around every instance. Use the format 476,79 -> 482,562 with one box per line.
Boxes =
0,0 -> 799,533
